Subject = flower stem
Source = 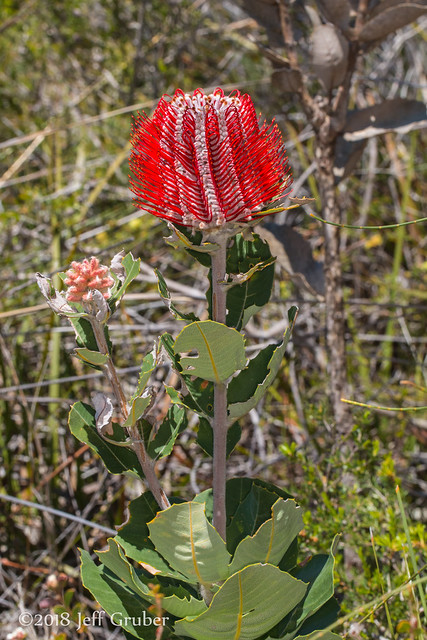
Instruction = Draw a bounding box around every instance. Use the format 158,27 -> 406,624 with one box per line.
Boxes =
211,237 -> 228,541
89,316 -> 170,511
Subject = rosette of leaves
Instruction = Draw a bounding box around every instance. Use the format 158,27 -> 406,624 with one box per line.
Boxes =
81,479 -> 341,640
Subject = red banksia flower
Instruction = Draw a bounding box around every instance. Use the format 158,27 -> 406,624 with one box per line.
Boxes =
130,88 -> 291,229
64,257 -> 114,303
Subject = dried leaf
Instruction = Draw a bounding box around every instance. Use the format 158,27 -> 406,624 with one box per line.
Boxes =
272,67 -> 303,93
35,273 -> 75,316
359,1 -> 427,43
311,24 -> 349,91
110,250 -> 126,282
260,224 -> 325,296
91,391 -> 114,435
335,99 -> 427,180
315,0 -> 351,30
343,99 -> 427,141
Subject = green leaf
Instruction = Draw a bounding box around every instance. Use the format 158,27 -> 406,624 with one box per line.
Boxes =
109,252 -> 140,306
227,306 -> 298,422
275,537 -> 340,640
115,493 -> 186,580
196,418 -> 241,458
174,563 -> 307,640
148,501 -> 231,585
226,233 -> 276,330
155,268 -> 199,322
123,395 -> 152,428
131,344 -> 157,401
167,224 -> 219,255
225,478 -> 293,555
147,404 -> 187,459
74,348 -> 109,366
229,499 -> 304,574
173,321 -> 246,383
182,378 -> 214,418
68,402 -> 144,479
69,317 -> 112,358
294,633 -> 341,640
97,539 -> 207,619
160,332 -> 182,372
80,550 -> 157,640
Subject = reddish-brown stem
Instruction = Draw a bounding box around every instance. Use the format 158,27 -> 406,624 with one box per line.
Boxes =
211,236 -> 228,541
89,316 -> 170,511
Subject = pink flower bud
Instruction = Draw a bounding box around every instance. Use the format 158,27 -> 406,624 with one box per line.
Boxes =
64,257 -> 114,303
130,88 -> 291,229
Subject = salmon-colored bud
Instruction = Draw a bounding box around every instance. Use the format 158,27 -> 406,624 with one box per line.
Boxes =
64,257 -> 114,303
130,88 -> 291,229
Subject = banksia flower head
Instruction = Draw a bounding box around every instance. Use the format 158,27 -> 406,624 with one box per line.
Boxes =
64,257 -> 114,303
130,88 -> 291,230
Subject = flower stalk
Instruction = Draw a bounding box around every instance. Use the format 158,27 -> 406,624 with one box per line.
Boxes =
88,314 -> 170,512
211,235 -> 229,541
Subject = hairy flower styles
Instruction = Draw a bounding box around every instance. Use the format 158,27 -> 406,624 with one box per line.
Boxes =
129,88 -> 291,229
64,257 -> 114,303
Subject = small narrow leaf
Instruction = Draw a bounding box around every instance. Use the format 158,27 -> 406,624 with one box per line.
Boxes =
173,321 -> 246,383
155,268 -> 199,321
123,394 -> 152,428
74,348 -> 109,366
131,344 -> 157,401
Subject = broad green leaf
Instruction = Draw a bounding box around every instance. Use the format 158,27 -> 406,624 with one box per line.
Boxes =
74,347 -> 109,366
226,478 -> 293,555
109,252 -> 140,306
131,344 -> 157,401
115,493 -> 187,581
229,499 -> 303,574
174,563 -> 307,640
227,306 -> 298,422
123,395 -> 152,427
275,538 -> 340,640
173,321 -> 246,383
148,501 -> 231,585
80,550 -> 157,640
294,598 -> 341,639
226,233 -> 276,330
68,402 -> 144,479
196,418 -> 241,458
147,404 -> 187,459
97,539 -> 207,618
155,268 -> 199,321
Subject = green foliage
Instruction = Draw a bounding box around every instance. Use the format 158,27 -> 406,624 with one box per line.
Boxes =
173,320 -> 246,383
81,481 -> 340,640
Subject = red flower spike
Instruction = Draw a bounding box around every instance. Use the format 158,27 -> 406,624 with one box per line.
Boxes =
64,257 -> 114,303
129,88 -> 292,229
